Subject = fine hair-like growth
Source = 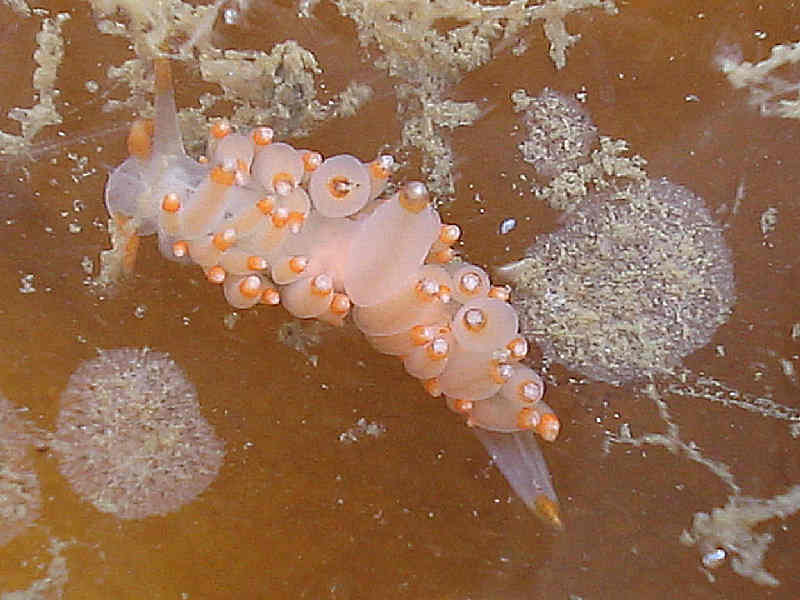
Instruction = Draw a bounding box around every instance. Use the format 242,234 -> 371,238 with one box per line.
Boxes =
0,394 -> 41,546
100,59 -> 561,527
53,348 -> 225,520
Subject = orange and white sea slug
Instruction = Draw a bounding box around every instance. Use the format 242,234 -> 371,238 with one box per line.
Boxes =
103,58 -> 563,529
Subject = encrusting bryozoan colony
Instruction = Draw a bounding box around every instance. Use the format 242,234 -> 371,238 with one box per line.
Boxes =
0,394 -> 42,546
102,59 -> 562,528
52,347 -> 224,520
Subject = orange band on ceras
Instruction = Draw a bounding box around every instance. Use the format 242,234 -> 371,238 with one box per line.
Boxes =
368,155 -> 393,180
161,193 -> 181,213
425,337 -> 449,361
271,207 -> 290,228
488,285 -> 511,301
257,196 -> 275,215
398,182 -> 429,213
127,119 -> 154,160
210,165 -> 236,186
414,279 -> 441,303
212,228 -> 236,251
536,413 -> 560,442
506,337 -> 528,360
260,288 -> 280,305
452,398 -> 474,414
239,275 -> 262,298
287,211 -> 306,233
302,151 -> 322,173
251,126 -> 273,146
462,308 -> 486,332
246,256 -> 267,271
327,176 -> 353,199
288,256 -> 308,274
410,325 -> 435,346
310,274 -> 333,296
458,272 -> 483,296
429,247 -> 455,264
206,266 -> 226,284
422,378 -> 442,397
210,119 -> 232,139
272,172 -> 295,195
437,284 -> 452,303
172,241 -> 189,258
439,224 -> 461,245
329,293 -> 351,316
516,407 -> 540,431
489,362 -> 514,384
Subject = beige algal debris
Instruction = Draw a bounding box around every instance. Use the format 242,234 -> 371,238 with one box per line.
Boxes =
338,417 -> 387,444
532,137 -> 648,210
91,0 -> 372,154
605,384 -> 740,494
93,214 -> 138,290
0,12 -> 69,156
336,0 -> 617,80
759,206 -> 778,235
513,87 -> 647,210
1,538 -> 71,600
608,385 -> 797,588
4,0 -> 30,17
199,43 -> 373,139
396,85 -> 481,202
667,370 -> 800,427
681,485 -> 800,587
334,0 -> 617,200
278,319 -> 325,366
717,41 -> 800,119
297,0 -> 320,19
90,0 -> 219,59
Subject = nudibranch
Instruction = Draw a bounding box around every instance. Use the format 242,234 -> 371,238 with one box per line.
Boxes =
103,59 -> 563,529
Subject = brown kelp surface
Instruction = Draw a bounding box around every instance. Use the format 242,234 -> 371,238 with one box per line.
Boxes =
1,1 -> 798,598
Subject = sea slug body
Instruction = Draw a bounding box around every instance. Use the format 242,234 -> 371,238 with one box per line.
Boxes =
103,59 -> 562,528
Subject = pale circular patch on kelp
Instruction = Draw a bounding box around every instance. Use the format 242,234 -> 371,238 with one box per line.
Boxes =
501,178 -> 736,384
52,348 -> 225,519
0,394 -> 42,547
514,87 -> 599,179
